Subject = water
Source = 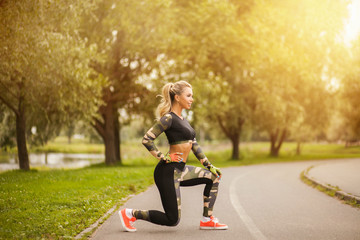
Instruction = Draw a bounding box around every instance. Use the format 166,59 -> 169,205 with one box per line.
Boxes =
0,153 -> 104,171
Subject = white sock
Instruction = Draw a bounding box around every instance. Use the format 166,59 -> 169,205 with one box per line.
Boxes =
202,216 -> 211,222
126,208 -> 133,218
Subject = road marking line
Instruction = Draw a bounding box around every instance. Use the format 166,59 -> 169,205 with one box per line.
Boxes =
229,173 -> 267,240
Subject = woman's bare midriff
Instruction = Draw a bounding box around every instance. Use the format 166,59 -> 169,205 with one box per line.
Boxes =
169,142 -> 193,163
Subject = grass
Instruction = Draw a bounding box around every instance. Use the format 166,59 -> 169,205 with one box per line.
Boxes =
0,164 -> 154,240
1,139 -> 360,239
187,141 -> 360,168
31,137 -> 104,154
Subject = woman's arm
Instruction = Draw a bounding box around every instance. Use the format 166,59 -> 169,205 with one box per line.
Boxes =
192,139 -> 222,178
191,139 -> 212,168
142,114 -> 172,161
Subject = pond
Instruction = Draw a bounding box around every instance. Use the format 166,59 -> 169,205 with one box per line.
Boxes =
0,153 -> 104,171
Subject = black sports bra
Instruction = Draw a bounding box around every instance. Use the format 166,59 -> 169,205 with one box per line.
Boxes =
163,112 -> 196,145
142,112 -> 210,166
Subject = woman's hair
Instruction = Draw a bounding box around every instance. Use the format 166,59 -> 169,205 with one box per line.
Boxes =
156,80 -> 192,118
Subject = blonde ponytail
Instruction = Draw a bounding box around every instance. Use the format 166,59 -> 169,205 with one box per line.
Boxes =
156,83 -> 174,118
156,80 -> 192,118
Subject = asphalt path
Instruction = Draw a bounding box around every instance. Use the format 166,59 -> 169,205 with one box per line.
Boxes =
308,158 -> 360,197
91,160 -> 360,240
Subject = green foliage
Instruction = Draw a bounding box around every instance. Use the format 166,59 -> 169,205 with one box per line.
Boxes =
339,37 -> 360,141
156,0 -> 350,157
76,0 -> 179,164
249,0 -> 348,138
0,0 -> 357,160
0,0 -> 105,147
79,0 -> 175,118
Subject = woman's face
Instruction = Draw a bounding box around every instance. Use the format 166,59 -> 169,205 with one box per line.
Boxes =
176,87 -> 193,110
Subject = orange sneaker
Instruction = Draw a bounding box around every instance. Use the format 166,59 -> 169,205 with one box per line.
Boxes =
200,216 -> 228,230
119,209 -> 137,232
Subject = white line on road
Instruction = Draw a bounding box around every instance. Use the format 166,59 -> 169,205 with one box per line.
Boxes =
229,171 -> 267,240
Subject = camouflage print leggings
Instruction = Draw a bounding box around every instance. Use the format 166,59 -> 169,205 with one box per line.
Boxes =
133,161 -> 220,226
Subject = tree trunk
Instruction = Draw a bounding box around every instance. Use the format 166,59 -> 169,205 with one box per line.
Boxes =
92,100 -> 119,165
217,115 -> 243,160
16,108 -> 30,170
67,122 -> 75,144
269,128 -> 287,157
114,110 -> 121,163
104,102 -> 117,165
296,141 -> 301,155
0,77 -> 30,170
67,128 -> 72,144
269,130 -> 278,156
230,134 -> 240,160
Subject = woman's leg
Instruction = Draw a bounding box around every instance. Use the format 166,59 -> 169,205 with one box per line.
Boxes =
133,162 -> 182,226
179,165 -> 220,217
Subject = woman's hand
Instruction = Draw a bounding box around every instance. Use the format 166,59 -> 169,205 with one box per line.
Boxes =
164,152 -> 184,163
208,165 -> 222,179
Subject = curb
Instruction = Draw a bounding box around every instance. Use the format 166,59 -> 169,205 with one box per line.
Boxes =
302,166 -> 360,205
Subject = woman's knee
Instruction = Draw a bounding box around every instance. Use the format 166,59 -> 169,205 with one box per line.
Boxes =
166,216 -> 180,226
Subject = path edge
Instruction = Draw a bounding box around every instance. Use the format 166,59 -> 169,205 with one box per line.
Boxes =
301,166 -> 360,205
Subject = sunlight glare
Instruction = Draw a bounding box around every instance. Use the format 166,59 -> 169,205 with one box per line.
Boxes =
344,0 -> 360,46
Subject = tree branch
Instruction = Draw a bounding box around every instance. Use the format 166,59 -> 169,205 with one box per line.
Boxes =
238,117 -> 245,128
216,115 -> 231,139
0,79 -> 18,100
0,94 -> 19,116
276,128 -> 287,150
109,91 -> 123,103
91,117 -> 105,139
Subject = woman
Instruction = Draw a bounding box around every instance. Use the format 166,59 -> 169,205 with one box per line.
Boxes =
119,80 -> 228,232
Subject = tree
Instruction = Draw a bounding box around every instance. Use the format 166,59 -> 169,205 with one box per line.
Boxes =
248,0 -> 349,156
339,37 -> 360,144
164,0 -> 255,160
79,0 -> 175,165
157,0 -> 349,159
0,0 -> 103,170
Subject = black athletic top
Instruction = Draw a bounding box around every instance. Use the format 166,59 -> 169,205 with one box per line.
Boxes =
142,111 -> 211,168
164,112 -> 196,145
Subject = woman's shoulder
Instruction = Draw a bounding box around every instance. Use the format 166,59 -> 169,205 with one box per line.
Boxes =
160,112 -> 173,120
159,113 -> 173,128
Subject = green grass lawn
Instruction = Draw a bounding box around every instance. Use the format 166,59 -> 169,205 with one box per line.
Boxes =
1,140 -> 360,239
187,141 -> 360,168
31,137 -> 104,154
0,164 -> 154,239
